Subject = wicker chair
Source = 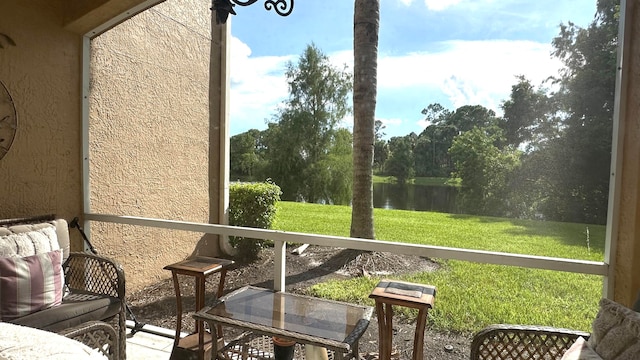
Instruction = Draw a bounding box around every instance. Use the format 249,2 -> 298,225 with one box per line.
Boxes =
470,295 -> 640,360
63,252 -> 126,358
59,320 -> 119,360
0,215 -> 126,359
470,324 -> 590,360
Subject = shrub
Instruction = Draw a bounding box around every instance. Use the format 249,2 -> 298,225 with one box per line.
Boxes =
229,181 -> 281,261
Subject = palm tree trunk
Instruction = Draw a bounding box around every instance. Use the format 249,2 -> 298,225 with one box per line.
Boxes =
351,0 -> 379,239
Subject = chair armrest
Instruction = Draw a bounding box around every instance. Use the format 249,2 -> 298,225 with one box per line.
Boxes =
58,320 -> 119,360
63,252 -> 125,300
470,324 -> 591,360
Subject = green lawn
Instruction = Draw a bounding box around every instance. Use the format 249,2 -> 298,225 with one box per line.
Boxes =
273,201 -> 604,334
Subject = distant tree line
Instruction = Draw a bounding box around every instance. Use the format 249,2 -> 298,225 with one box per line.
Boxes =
231,0 -> 618,225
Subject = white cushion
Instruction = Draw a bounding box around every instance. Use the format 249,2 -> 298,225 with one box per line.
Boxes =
0,227 -> 60,258
0,322 -> 105,359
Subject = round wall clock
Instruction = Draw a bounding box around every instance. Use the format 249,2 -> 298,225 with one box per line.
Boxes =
0,81 -> 17,160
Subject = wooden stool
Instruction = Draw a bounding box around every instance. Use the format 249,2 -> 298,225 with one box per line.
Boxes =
369,279 -> 436,360
164,256 -> 234,360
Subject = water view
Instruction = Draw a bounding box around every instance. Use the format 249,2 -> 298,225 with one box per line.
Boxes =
372,183 -> 460,213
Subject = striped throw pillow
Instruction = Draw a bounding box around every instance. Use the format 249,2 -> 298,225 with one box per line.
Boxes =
0,250 -> 64,321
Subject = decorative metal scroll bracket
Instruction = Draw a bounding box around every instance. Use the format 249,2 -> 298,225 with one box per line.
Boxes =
212,0 -> 294,24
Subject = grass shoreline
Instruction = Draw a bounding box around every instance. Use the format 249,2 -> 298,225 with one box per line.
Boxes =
273,201 -> 604,334
373,175 -> 454,186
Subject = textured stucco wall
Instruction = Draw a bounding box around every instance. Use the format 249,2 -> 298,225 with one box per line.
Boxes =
89,0 -> 217,291
0,1 -> 83,242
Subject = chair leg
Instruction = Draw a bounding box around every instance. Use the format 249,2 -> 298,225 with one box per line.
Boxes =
412,308 -> 428,360
118,310 -> 127,359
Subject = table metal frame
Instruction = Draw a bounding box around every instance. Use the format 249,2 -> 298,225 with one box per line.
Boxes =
194,286 -> 373,360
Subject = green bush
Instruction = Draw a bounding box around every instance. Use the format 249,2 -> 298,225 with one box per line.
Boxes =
229,181 -> 281,261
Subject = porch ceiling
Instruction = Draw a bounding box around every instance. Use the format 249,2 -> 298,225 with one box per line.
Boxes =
63,0 -> 156,34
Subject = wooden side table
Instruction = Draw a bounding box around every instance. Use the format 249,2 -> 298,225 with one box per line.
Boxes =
369,279 -> 436,360
164,256 -> 234,360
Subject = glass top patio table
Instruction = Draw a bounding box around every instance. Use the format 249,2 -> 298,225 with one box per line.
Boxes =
194,286 -> 373,357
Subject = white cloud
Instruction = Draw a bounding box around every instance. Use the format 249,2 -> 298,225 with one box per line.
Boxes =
393,0 -> 462,10
377,117 -> 404,133
341,114 -> 354,131
328,50 -> 354,70
416,117 -> 429,129
229,37 -> 292,133
229,37 -> 563,137
381,118 -> 403,126
229,41 -> 357,134
377,39 -> 562,114
424,0 -> 463,11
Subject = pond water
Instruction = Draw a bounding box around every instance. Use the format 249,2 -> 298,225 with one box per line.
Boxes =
372,183 -> 460,213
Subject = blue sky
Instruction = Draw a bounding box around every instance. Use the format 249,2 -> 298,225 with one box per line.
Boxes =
228,0 -> 596,139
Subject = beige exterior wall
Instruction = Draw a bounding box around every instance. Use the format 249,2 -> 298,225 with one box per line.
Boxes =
88,0 -> 220,291
0,1 -> 83,238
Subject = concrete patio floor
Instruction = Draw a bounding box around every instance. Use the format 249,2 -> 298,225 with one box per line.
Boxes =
125,322 -> 176,359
